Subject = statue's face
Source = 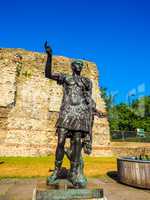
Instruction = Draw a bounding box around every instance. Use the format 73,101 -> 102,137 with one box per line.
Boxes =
71,61 -> 83,74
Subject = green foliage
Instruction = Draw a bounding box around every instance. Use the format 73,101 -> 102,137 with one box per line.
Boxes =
22,69 -> 32,78
16,62 -> 22,76
16,62 -> 32,78
100,87 -> 114,111
101,87 -> 150,132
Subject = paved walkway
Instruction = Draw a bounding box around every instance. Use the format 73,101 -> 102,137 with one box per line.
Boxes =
0,177 -> 149,200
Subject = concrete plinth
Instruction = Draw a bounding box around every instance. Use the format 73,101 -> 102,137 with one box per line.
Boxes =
33,180 -> 104,200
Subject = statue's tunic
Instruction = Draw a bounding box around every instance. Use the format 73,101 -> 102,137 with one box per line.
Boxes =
55,73 -> 94,133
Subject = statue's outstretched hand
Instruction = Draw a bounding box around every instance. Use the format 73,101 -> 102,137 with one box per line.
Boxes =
44,41 -> 52,55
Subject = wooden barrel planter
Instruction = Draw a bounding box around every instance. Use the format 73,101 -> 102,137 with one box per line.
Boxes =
117,157 -> 150,189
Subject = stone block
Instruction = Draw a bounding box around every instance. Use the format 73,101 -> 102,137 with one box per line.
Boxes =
33,180 -> 104,200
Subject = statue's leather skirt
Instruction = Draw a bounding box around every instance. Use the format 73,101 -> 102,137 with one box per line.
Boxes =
56,103 -> 92,133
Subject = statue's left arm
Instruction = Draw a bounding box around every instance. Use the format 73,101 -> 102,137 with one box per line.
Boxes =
83,78 -> 96,111
83,78 -> 107,118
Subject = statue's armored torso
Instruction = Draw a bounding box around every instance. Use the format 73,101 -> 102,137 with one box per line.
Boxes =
55,74 -> 92,133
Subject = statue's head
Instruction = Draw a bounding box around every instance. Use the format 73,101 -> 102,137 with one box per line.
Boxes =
71,60 -> 84,74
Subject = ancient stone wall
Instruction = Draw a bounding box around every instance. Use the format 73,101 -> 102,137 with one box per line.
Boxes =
111,142 -> 150,157
0,48 -> 111,156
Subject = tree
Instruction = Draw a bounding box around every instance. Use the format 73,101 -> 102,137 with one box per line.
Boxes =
100,87 -> 114,111
100,86 -> 150,132
131,96 -> 150,131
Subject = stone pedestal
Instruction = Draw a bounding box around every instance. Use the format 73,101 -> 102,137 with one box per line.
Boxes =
33,180 -> 104,200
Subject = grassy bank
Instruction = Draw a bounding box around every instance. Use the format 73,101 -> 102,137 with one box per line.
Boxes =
0,156 -> 116,178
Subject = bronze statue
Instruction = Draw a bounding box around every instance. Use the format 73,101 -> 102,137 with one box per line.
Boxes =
44,41 -> 105,188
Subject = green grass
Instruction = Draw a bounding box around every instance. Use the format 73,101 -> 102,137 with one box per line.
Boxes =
0,156 -> 116,179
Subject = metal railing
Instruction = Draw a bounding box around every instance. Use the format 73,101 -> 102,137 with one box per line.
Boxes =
111,130 -> 150,142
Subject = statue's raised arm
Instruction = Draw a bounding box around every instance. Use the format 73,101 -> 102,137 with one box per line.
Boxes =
44,41 -> 60,81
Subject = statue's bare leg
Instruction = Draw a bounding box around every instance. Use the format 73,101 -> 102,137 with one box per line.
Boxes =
55,128 -> 67,164
47,128 -> 67,184
69,132 -> 82,185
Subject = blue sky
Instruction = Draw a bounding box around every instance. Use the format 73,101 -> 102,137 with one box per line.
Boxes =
0,0 -> 150,103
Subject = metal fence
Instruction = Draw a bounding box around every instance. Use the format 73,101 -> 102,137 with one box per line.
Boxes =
111,130 -> 150,142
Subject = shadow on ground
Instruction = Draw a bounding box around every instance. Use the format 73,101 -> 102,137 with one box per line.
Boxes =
107,171 -> 118,182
